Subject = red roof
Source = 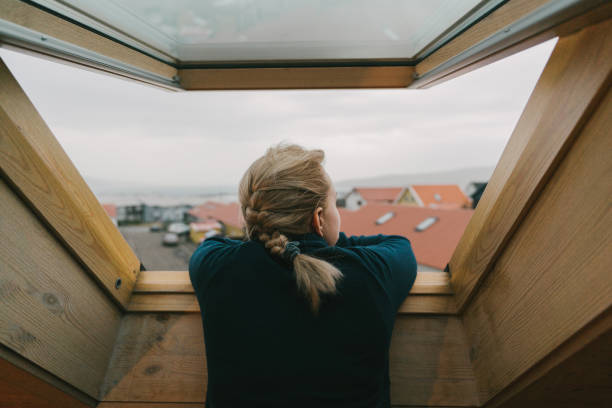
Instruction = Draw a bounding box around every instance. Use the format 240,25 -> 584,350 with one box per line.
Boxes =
354,187 -> 404,203
411,185 -> 471,208
339,204 -> 473,270
101,203 -> 116,218
188,201 -> 244,228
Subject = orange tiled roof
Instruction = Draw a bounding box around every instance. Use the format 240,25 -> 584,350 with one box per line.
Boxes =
188,201 -> 244,228
339,203 -> 473,270
101,203 -> 117,218
411,185 -> 471,208
354,187 -> 404,203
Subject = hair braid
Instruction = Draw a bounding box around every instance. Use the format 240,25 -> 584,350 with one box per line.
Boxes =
238,143 -> 343,314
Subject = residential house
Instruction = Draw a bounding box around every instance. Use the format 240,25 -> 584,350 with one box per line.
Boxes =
187,201 -> 245,238
146,205 -> 193,223
116,204 -> 145,224
116,203 -> 193,225
339,204 -> 474,272
189,220 -> 223,244
343,187 -> 404,210
397,185 -> 471,209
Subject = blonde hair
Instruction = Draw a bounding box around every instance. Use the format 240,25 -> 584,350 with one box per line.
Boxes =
238,144 -> 342,314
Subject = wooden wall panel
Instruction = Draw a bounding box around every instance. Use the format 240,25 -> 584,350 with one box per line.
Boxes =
0,58 -> 140,308
0,357 -> 92,408
0,178 -> 123,398
99,314 -> 207,403
449,18 -> 612,313
100,313 -> 477,406
485,307 -> 612,408
462,85 -> 612,404
389,316 -> 479,407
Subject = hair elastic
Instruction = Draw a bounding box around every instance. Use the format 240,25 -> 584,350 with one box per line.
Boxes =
282,241 -> 301,263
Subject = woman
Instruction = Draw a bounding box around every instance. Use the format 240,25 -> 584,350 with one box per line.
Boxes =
189,144 -> 417,408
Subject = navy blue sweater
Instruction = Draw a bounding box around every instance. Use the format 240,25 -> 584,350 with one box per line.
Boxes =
189,231 -> 417,408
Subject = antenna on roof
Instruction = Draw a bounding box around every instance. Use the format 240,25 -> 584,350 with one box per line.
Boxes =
375,211 -> 395,225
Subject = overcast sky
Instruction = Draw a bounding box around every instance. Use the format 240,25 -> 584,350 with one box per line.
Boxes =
0,38 -> 556,188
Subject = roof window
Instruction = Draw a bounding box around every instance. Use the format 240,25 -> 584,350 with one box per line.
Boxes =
434,193 -> 442,202
375,211 -> 395,225
415,216 -> 438,232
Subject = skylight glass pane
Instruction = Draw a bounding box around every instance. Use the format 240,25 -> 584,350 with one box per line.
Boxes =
30,0 -> 493,62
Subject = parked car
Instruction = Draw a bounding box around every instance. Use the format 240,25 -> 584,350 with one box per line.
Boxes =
167,222 -> 190,236
149,222 -> 163,232
162,232 -> 179,246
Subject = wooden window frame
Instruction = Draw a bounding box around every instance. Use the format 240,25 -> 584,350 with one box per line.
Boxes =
0,0 -> 609,313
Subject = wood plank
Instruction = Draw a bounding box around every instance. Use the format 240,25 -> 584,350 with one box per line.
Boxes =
0,58 -> 140,308
0,178 -> 123,398
449,18 -> 612,313
484,306 -> 612,408
127,293 -> 457,315
127,294 -> 200,313
134,271 -> 194,293
397,295 -> 457,315
0,0 -> 176,80
462,84 -> 612,404
101,313 -> 477,406
179,66 -> 414,90
134,270 -> 453,295
0,357 -> 92,408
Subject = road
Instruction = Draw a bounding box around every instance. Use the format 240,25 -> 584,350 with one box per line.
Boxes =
118,225 -> 199,271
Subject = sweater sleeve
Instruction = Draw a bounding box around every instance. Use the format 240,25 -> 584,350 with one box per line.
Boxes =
188,236 -> 242,293
341,233 -> 417,311
335,231 -> 389,247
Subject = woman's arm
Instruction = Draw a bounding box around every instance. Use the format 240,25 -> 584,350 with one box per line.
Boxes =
344,234 -> 417,311
335,231 -> 390,247
189,236 -> 241,292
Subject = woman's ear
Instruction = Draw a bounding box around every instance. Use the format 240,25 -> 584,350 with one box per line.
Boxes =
312,206 -> 324,236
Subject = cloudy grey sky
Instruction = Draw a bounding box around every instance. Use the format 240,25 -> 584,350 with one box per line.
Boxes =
0,38 -> 556,188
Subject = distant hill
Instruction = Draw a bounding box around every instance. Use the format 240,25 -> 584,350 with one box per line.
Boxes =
85,165 -> 495,205
84,175 -> 236,196
334,166 -> 495,194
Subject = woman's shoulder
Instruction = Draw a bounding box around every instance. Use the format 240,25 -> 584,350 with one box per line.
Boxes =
188,236 -> 252,291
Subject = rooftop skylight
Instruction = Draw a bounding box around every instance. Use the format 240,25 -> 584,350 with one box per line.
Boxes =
26,0 -> 502,63
415,216 -> 438,232
375,212 -> 395,225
